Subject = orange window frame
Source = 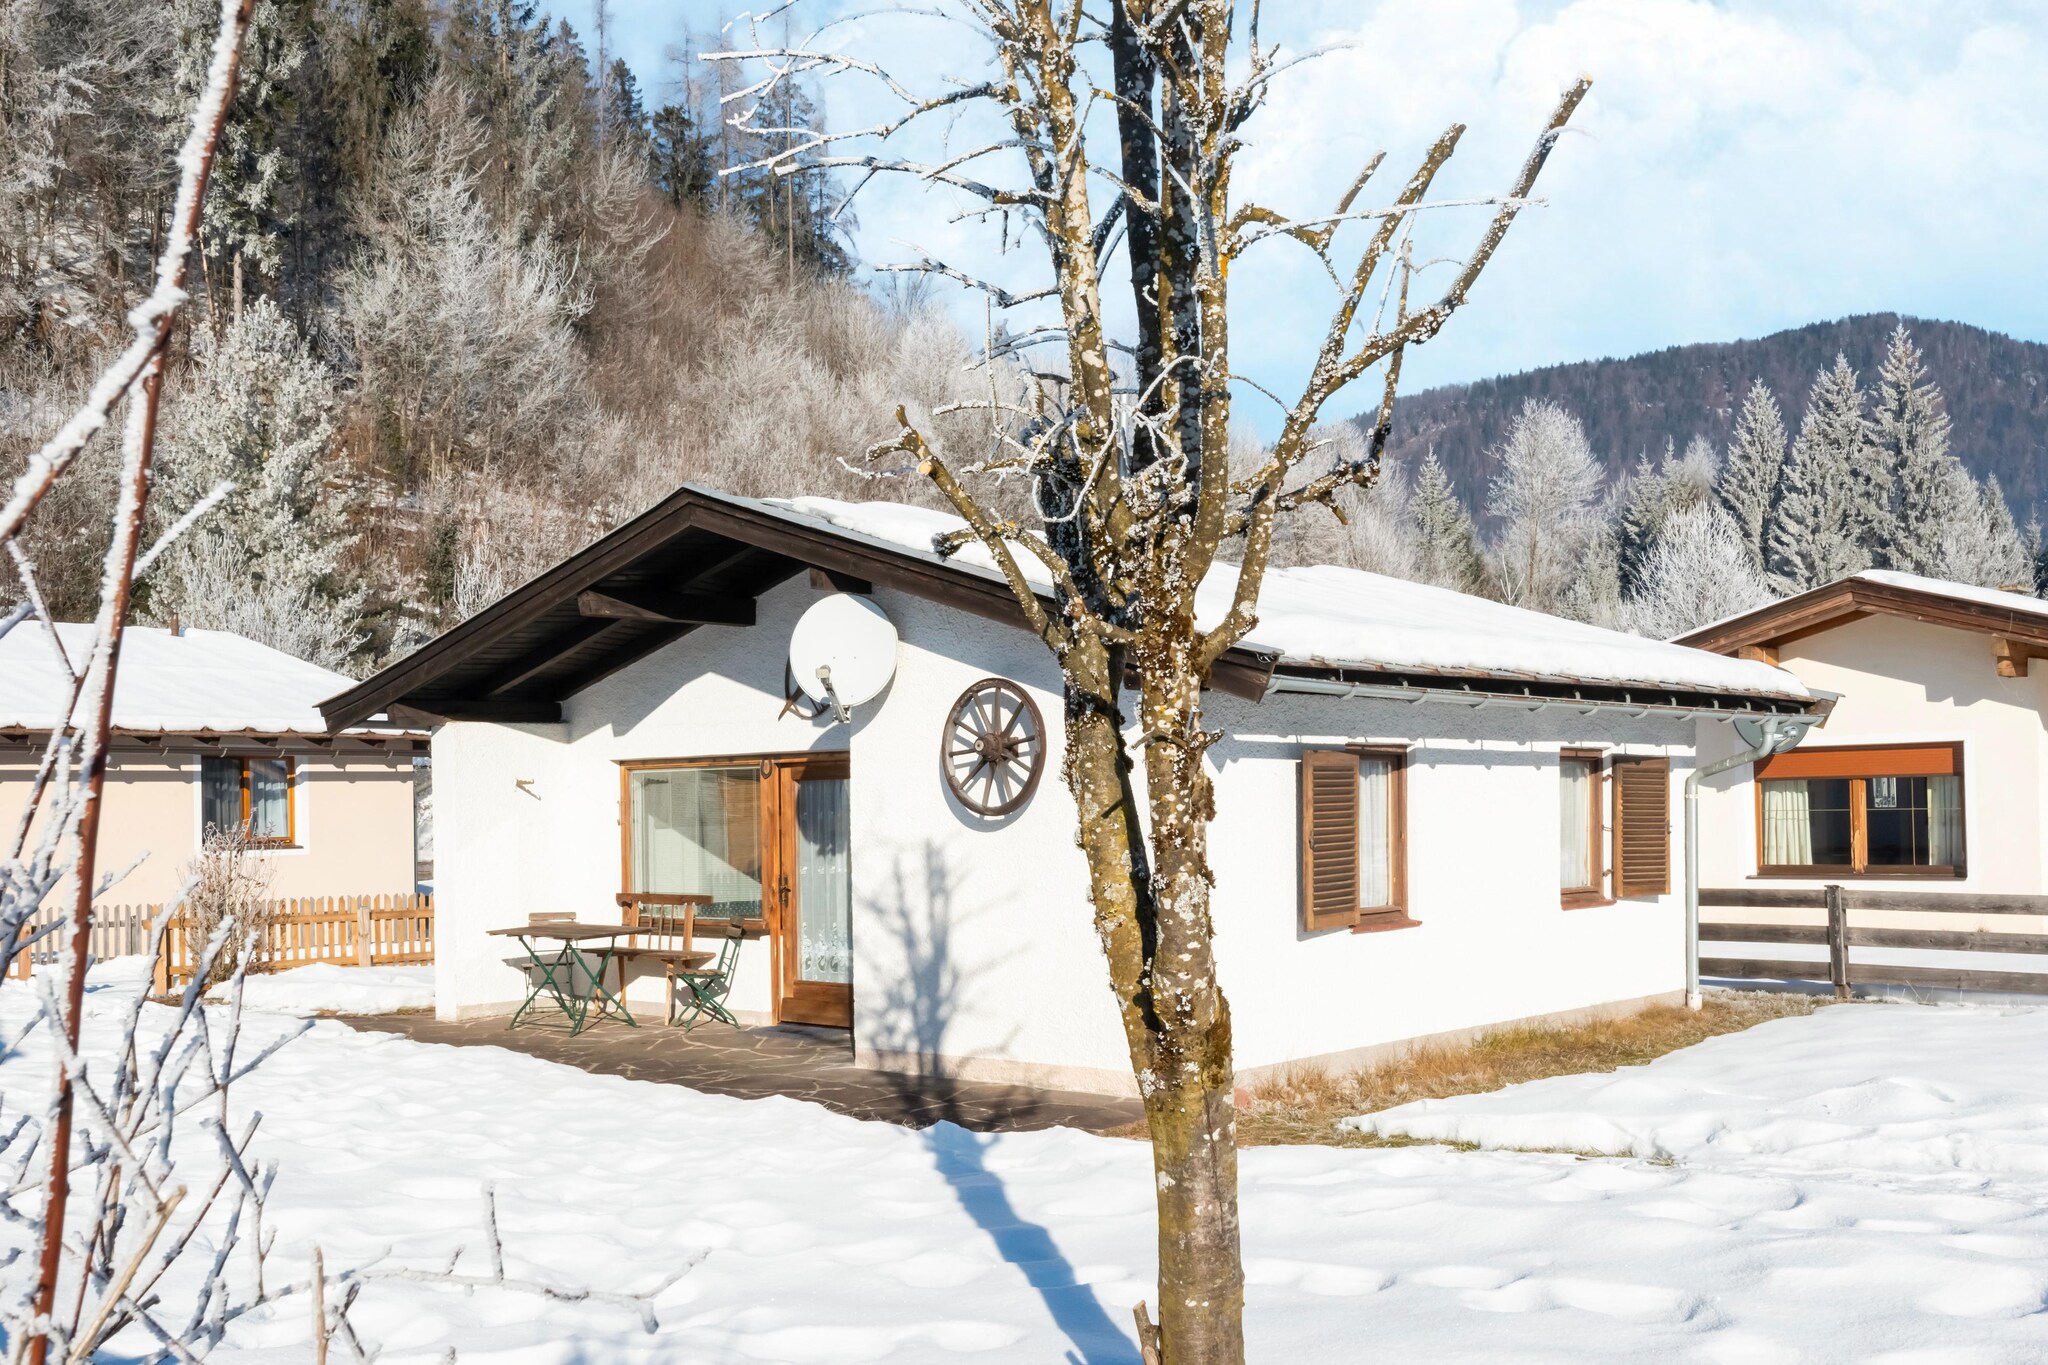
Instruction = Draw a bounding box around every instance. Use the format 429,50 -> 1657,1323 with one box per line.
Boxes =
1753,742 -> 1964,878
212,756 -> 297,847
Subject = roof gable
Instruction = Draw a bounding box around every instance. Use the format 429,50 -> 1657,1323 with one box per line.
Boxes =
1675,572 -> 2048,669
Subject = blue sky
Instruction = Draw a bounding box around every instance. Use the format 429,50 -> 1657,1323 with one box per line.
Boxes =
547,1 -> 2048,432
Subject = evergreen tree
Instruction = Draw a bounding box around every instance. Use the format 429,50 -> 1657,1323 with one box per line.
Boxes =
1410,451 -> 1484,593
648,103 -> 714,208
153,300 -> 365,667
598,57 -> 649,158
1934,472 -> 2033,589
1767,356 -> 1870,593
1716,380 -> 1785,572
1876,324 -> 1962,575
1614,437 -> 1715,596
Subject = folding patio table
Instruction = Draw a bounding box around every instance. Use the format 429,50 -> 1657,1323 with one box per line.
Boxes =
490,921 -> 638,1034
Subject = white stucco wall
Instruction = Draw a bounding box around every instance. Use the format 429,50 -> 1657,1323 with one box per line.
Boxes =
1696,614 -> 2048,897
434,574 -> 1710,1093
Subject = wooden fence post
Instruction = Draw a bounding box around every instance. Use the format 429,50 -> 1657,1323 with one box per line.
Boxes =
1825,884 -> 1850,1001
355,897 -> 373,968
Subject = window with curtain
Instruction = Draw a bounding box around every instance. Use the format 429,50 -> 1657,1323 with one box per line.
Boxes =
1296,747 -> 1412,932
1560,753 -> 1602,902
628,766 -> 764,922
199,756 -> 295,845
1756,745 -> 1965,875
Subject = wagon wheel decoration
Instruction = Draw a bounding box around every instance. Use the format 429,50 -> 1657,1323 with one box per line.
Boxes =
942,678 -> 1046,818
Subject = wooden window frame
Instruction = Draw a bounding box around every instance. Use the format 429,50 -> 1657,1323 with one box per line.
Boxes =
205,756 -> 297,848
1559,749 -> 1609,909
619,756 -> 778,934
1346,744 -> 1417,933
1752,742 -> 1966,880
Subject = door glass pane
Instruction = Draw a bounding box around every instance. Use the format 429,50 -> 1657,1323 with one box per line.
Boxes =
247,759 -> 291,841
794,777 -> 851,984
630,767 -> 762,921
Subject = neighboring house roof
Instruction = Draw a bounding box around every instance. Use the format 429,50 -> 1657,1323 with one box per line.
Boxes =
1674,571 -> 2048,677
320,485 -> 1809,732
0,623 -> 418,741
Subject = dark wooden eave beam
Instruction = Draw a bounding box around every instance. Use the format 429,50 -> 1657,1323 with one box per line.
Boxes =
390,700 -> 563,725
808,567 -> 871,594
577,588 -> 756,626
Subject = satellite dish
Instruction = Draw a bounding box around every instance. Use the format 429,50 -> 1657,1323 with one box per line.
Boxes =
790,594 -> 898,723
1735,714 -> 1811,757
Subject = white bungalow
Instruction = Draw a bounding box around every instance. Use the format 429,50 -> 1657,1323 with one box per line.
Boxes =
322,487 -> 1811,1095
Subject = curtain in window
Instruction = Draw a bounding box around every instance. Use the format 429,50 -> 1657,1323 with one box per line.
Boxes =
1559,759 -> 1593,889
1761,780 -> 1813,865
200,757 -> 241,837
1929,774 -> 1964,867
794,778 -> 851,984
630,768 -> 763,919
247,759 -> 291,841
1358,755 -> 1393,909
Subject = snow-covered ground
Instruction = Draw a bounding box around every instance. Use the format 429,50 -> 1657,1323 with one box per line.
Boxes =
1345,1002 -> 2048,1184
5,983 -> 2047,1361
219,962 -> 436,1015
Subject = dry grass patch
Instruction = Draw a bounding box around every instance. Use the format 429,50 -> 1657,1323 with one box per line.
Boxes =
1110,991 -> 1827,1148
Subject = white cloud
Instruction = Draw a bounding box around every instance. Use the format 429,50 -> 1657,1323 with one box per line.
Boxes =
589,0 -> 2048,433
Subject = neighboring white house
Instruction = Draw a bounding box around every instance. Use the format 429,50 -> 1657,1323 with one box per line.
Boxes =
0,623 -> 425,907
323,486 -> 1811,1096
1679,571 -> 2048,896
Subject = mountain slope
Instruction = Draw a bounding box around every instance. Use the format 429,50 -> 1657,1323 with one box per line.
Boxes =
1374,315 -> 2048,516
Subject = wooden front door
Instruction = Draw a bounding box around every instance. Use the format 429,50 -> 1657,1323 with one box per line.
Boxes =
769,753 -> 853,1027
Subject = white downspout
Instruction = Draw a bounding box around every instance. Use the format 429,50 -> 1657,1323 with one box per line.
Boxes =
1684,714 -> 1820,1009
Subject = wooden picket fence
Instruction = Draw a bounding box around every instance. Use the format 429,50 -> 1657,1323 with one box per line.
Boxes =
5,895 -> 433,991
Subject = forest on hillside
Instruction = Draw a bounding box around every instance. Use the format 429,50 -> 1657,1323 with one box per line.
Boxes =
0,0 -> 991,671
6,0 -> 2041,677
1374,314 -> 2048,517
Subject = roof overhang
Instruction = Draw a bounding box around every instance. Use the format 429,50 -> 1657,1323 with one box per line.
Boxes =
0,726 -> 428,756
321,485 -> 1283,731
1675,577 -> 2048,668
1264,664 -> 1811,718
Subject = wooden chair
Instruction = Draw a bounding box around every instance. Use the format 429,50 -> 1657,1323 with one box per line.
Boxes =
612,894 -> 714,1027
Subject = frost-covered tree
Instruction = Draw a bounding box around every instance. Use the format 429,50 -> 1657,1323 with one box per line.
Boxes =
1717,380 -> 1784,572
1623,502 -> 1773,639
1933,471 -> 2032,590
717,13 -> 1589,1358
1614,436 -> 1715,597
154,298 -> 365,668
1768,356 -> 1870,593
1875,325 -> 1962,576
340,81 -> 593,479
1487,400 -> 1604,612
1411,450 -> 1485,593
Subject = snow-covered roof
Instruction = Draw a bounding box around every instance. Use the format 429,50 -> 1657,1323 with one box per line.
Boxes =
1676,568 -> 2048,655
772,496 -> 1809,702
0,623 -> 392,735
1849,570 -> 2048,621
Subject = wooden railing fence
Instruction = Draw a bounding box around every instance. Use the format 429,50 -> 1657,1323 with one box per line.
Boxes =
1701,886 -> 2048,998
6,895 -> 433,991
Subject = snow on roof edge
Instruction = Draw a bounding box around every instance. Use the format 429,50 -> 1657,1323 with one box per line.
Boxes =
765,495 -> 1810,703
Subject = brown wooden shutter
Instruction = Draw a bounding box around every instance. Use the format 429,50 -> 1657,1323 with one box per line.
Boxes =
1300,750 -> 1359,931
1611,756 -> 1671,897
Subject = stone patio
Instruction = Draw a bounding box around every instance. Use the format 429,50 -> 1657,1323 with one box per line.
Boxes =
343,1012 -> 1144,1134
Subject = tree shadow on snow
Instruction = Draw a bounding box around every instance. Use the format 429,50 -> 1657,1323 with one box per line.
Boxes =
865,842 -> 1140,1365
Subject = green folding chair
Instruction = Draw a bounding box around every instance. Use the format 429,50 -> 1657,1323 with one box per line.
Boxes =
671,924 -> 743,1030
